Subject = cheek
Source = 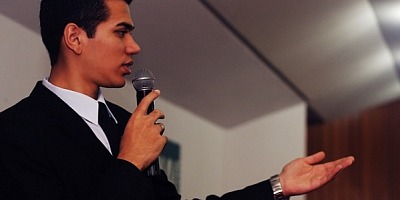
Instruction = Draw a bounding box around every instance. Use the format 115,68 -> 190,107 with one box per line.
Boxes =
98,45 -> 125,60
88,38 -> 116,54
85,39 -> 126,65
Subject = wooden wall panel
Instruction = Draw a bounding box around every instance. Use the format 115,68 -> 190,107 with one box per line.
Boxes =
307,99 -> 400,200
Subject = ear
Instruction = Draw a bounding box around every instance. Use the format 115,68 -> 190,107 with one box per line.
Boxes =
63,23 -> 84,55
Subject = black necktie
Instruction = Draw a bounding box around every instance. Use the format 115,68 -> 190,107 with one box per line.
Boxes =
98,102 -> 119,155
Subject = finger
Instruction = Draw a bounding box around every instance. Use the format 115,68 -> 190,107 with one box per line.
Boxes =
304,151 -> 325,165
156,123 -> 165,135
163,135 -> 168,145
149,109 -> 165,122
319,156 -> 355,181
333,156 -> 355,169
134,90 -> 161,115
344,156 -> 355,167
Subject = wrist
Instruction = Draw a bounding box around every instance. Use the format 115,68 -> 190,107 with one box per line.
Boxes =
117,153 -> 145,171
270,174 -> 290,200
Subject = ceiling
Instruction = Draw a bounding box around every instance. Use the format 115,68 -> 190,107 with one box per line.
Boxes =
2,0 -> 400,128
199,0 -> 400,122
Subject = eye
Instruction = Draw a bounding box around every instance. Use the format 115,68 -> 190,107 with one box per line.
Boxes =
116,29 -> 129,37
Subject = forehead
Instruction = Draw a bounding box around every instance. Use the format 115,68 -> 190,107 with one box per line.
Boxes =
104,0 -> 134,25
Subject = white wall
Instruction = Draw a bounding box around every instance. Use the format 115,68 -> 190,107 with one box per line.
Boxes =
222,104 -> 306,200
0,13 -> 49,109
1,12 -> 306,200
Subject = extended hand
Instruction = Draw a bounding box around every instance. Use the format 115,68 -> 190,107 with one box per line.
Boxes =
279,151 -> 355,196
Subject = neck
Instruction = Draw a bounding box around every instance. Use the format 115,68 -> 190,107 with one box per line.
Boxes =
48,66 -> 99,99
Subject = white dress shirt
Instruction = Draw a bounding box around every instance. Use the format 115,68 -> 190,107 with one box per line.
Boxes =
42,78 -> 118,155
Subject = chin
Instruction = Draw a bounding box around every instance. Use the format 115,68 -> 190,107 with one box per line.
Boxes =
102,80 -> 127,88
114,81 -> 127,88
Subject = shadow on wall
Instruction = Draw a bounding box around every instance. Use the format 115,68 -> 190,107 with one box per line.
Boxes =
160,140 -> 181,192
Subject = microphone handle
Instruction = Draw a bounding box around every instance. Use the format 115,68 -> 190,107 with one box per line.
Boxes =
136,90 -> 154,115
136,90 -> 160,176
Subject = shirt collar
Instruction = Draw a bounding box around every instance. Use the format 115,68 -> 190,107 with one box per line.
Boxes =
42,77 -> 118,125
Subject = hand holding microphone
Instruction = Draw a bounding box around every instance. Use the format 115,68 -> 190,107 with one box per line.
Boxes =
117,69 -> 166,176
132,69 -> 164,176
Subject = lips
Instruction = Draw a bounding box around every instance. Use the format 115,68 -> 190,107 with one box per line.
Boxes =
121,66 -> 131,75
121,60 -> 133,68
121,61 -> 133,75
123,61 -> 134,67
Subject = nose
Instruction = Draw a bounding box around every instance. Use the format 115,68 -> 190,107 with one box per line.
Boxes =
126,35 -> 141,55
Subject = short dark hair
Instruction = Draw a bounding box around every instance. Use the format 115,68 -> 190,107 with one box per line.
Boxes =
40,0 -> 133,66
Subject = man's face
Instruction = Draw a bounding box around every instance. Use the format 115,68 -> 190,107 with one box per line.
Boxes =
81,0 -> 140,89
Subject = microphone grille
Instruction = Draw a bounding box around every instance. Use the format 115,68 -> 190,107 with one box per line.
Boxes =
131,68 -> 155,91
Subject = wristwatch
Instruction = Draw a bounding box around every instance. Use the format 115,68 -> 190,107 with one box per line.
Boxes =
270,174 -> 290,200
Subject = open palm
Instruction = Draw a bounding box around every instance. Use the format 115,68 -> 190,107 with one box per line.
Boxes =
279,151 -> 355,196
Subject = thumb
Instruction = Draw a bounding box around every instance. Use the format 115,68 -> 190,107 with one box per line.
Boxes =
133,90 -> 160,115
304,151 -> 325,165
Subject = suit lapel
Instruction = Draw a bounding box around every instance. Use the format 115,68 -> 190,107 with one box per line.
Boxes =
29,82 -> 114,161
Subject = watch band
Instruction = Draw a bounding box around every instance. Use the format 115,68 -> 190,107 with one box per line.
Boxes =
270,174 -> 290,200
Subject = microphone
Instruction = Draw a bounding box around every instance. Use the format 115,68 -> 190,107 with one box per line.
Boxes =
131,68 -> 160,176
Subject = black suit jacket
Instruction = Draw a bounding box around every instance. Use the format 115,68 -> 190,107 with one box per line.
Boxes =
0,82 -> 274,200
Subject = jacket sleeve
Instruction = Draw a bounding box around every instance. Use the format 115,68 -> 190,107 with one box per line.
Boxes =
149,170 -> 182,200
204,180 -> 274,200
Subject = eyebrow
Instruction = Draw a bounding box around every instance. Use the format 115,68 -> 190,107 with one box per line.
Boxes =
116,22 -> 135,31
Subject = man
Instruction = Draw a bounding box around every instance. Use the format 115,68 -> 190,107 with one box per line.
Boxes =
0,0 -> 354,199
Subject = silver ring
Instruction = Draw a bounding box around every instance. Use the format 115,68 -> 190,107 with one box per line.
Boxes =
157,123 -> 165,135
